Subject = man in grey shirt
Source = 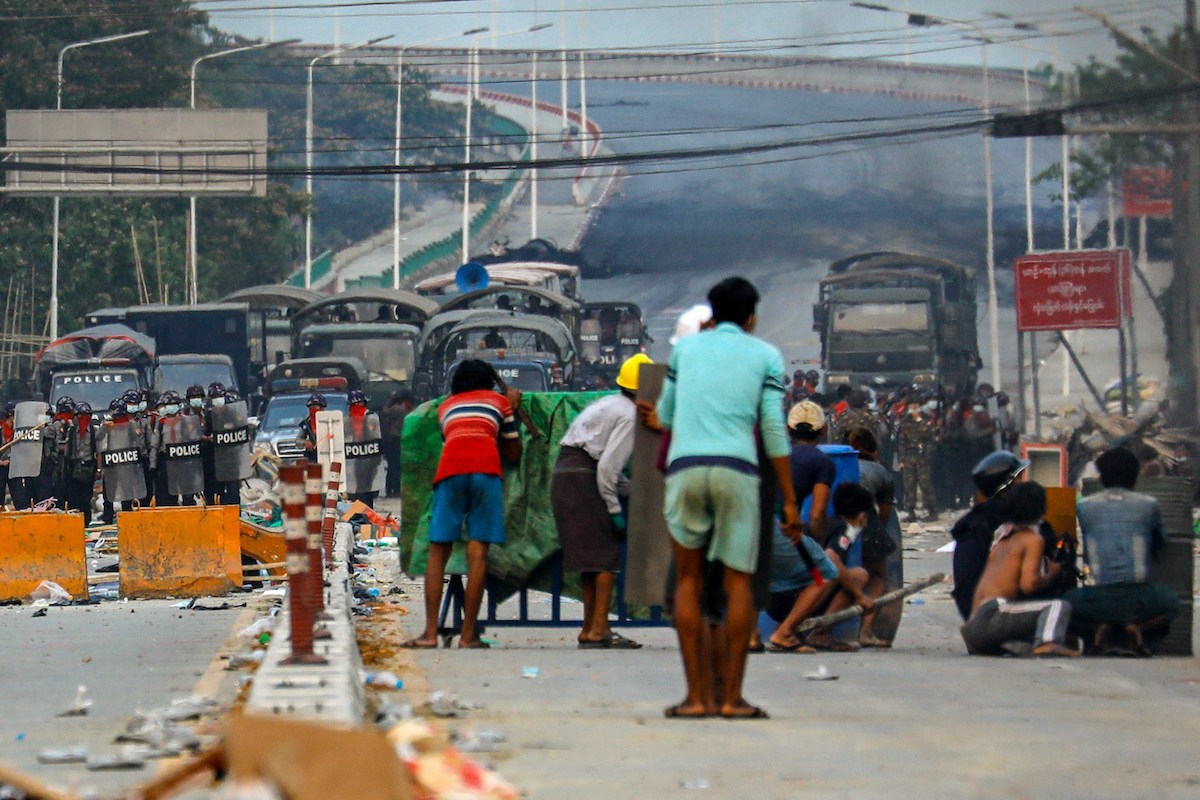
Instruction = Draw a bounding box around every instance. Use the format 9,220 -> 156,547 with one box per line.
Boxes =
1065,447 -> 1180,655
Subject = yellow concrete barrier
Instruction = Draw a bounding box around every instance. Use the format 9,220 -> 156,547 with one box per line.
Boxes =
119,505 -> 242,598
0,512 -> 88,603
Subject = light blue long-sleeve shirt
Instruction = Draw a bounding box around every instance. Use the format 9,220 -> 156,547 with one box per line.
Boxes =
656,321 -> 789,470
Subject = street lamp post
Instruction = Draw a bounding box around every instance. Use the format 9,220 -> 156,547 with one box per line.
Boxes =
394,28 -> 486,288
305,34 -> 393,289
50,29 -> 150,341
461,24 -> 551,264
190,39 -> 295,305
854,3 -> 1000,390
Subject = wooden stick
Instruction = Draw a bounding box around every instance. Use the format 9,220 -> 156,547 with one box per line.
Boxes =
797,572 -> 946,633
134,746 -> 225,800
243,562 -> 287,572
0,419 -> 51,456
240,574 -> 290,582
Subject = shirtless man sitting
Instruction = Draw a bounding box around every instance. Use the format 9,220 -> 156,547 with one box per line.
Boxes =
960,481 -> 1079,658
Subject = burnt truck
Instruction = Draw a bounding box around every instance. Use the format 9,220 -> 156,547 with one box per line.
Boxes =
812,252 -> 981,396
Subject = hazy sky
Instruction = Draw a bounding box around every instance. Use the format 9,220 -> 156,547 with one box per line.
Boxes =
203,0 -> 1182,70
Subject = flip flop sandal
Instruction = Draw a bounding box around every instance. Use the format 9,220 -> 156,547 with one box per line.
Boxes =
459,639 -> 491,649
720,706 -> 770,720
399,638 -> 438,649
664,704 -> 712,720
602,632 -> 642,649
766,641 -> 816,654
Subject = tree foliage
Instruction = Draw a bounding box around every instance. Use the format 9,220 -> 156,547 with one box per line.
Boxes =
1038,26 -> 1179,200
0,0 -> 468,343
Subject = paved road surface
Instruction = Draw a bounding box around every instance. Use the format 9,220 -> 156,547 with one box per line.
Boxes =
366,530 -> 1200,800
0,599 -> 254,795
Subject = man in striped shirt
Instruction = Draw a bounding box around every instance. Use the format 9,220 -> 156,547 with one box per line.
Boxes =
404,360 -> 523,649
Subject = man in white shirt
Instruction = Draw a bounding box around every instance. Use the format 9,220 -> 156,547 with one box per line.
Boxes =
552,354 -> 652,649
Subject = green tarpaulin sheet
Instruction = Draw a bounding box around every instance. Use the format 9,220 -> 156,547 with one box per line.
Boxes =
400,392 -> 610,585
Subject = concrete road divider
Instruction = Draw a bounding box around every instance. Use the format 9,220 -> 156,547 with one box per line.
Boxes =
0,512 -> 88,602
118,505 -> 242,598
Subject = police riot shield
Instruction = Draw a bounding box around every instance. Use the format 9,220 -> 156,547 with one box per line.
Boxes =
211,400 -> 253,483
160,414 -> 205,496
99,419 -> 147,503
343,412 -> 384,495
9,401 -> 49,479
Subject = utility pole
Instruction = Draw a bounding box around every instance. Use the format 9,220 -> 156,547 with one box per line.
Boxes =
1179,0 -> 1200,426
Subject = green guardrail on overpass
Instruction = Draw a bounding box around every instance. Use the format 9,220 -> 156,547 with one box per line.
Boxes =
343,112 -> 531,291
287,250 -> 332,288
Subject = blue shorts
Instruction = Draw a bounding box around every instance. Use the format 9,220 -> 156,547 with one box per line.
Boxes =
429,473 -> 506,545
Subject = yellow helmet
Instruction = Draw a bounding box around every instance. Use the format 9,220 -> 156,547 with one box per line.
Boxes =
615,353 -> 653,392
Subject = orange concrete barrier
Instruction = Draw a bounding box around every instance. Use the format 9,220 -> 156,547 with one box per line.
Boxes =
0,512 -> 88,602
119,505 -> 242,598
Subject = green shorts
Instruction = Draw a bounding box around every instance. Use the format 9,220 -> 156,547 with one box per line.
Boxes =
664,466 -> 761,574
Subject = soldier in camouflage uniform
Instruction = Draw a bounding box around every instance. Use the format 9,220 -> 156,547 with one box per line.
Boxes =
896,398 -> 938,521
835,389 -> 877,443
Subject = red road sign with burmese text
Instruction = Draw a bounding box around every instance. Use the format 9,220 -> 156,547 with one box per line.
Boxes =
1122,166 -> 1172,218
1014,249 -> 1131,332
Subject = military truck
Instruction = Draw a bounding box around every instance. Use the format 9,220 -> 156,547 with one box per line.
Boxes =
812,252 -> 980,396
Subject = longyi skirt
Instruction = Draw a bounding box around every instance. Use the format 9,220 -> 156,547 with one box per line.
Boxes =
551,446 -> 622,573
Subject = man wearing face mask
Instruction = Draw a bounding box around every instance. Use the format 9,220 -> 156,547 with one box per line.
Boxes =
45,397 -> 76,507
65,402 -> 98,525
210,388 -> 251,506
98,396 -> 149,523
154,390 -> 205,507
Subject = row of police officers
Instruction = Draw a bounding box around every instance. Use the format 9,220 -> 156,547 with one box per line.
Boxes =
0,382 -> 252,524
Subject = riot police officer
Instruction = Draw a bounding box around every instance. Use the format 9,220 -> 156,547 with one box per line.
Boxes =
65,401 -> 98,524
209,388 -> 251,506
45,396 -> 76,506
98,395 -> 149,523
8,400 -> 50,509
151,390 -> 205,507
344,389 -> 384,508
201,383 -> 227,503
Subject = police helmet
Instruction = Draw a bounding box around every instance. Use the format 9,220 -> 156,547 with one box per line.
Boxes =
207,382 -> 226,398
185,384 -> 205,399
121,389 -> 141,405
971,450 -> 1031,499
75,402 -> 92,415
109,397 -> 127,415
159,390 -> 182,405
804,370 -> 820,383
223,389 -> 241,403
1,401 -> 15,418
307,393 -> 327,409
347,389 -> 369,406
55,396 -> 76,414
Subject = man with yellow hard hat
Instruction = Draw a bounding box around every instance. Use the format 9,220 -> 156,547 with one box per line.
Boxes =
551,353 -> 653,649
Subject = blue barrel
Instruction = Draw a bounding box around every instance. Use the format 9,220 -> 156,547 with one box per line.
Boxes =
800,444 -> 862,522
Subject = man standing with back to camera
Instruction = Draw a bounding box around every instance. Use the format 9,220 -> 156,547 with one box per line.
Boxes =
657,276 -> 803,721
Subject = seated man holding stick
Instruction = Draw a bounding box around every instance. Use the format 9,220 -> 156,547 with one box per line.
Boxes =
765,483 -> 876,653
